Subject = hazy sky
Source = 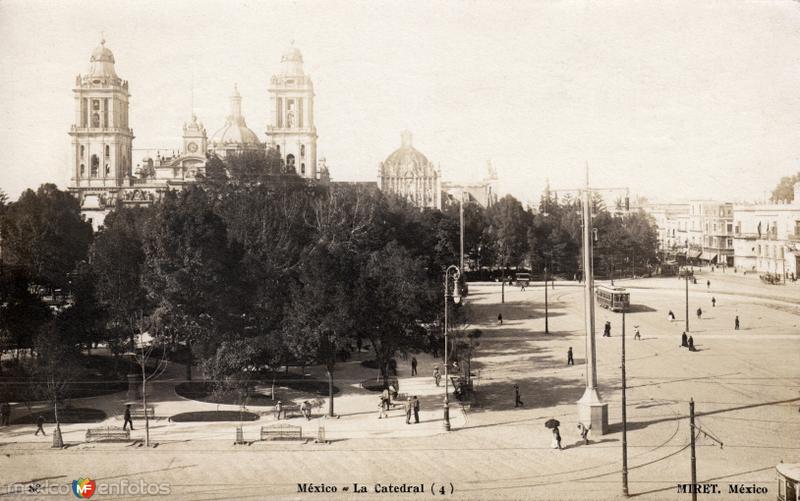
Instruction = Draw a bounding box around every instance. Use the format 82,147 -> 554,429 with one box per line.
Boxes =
1,0 -> 799,205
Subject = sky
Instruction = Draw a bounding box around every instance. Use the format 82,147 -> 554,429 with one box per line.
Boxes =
1,0 -> 799,206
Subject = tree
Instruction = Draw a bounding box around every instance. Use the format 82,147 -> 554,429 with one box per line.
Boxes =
130,314 -> 168,447
485,195 -> 532,270
353,241 -> 435,387
0,184 -> 92,290
0,268 -> 51,362
142,186 -> 245,380
771,172 -> 800,203
91,205 -> 150,349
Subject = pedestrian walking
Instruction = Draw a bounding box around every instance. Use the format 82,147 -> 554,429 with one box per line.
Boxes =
123,404 -> 134,431
688,336 -> 695,351
681,332 -> 688,348
356,337 -> 363,352
577,423 -> 590,445
567,347 -> 574,366
711,297 -> 716,307
552,426 -> 562,450
411,356 -> 418,376
34,415 -> 46,436
668,310 -> 676,322
514,383 -> 524,407
696,307 -> 702,319
412,396 -> 420,424
404,397 -> 412,425
301,400 -> 312,420
433,366 -> 441,387
2,403 -> 9,426
735,315 -> 740,330
634,327 -> 641,340
274,401 -> 284,420
498,313 -> 503,326
603,321 -> 612,337
707,279 -> 710,289
377,397 -> 388,419
381,388 -> 392,410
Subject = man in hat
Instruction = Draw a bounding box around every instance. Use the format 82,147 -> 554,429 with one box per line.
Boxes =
123,404 -> 134,431
681,332 -> 688,348
514,383 -> 523,408
412,396 -> 420,424
735,315 -> 740,330
411,356 -> 418,376
433,366 -> 441,387
404,397 -> 413,425
34,415 -> 46,436
567,347 -> 574,366
274,400 -> 284,420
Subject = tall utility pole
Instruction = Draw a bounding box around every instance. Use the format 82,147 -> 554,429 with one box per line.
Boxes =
576,165 -> 608,434
690,398 -> 697,501
621,307 -> 629,497
460,193 -> 465,273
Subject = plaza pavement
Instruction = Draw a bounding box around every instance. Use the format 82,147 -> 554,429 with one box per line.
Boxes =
1,269 -> 798,500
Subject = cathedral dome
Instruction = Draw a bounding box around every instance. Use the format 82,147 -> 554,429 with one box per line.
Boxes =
87,38 -> 118,79
210,85 -> 261,151
382,131 -> 436,177
210,121 -> 260,146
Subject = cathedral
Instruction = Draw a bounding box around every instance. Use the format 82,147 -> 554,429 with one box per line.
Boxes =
378,131 -> 498,210
378,131 -> 442,209
68,39 -> 326,230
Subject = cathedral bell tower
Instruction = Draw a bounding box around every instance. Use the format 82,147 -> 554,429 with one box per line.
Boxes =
68,38 -> 134,188
266,42 -> 318,179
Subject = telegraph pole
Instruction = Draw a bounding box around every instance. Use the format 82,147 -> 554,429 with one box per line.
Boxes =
459,193 -> 465,273
622,306 -> 629,496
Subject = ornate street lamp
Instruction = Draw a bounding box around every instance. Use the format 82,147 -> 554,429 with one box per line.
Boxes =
443,265 -> 461,431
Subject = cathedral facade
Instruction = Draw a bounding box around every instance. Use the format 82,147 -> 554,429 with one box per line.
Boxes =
67,39 -> 327,230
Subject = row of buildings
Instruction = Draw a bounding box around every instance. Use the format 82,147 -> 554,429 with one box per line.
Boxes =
67,39 -> 497,229
645,182 -> 800,277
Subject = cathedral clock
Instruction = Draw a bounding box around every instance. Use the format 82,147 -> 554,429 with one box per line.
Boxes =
187,142 -> 198,153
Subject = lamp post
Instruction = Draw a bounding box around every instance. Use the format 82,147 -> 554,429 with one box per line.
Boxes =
544,264 -> 549,334
621,305 -> 629,496
443,265 -> 461,431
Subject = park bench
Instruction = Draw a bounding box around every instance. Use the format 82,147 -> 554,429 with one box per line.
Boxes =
260,423 -> 303,441
130,406 -> 155,420
85,426 -> 131,442
274,403 -> 301,419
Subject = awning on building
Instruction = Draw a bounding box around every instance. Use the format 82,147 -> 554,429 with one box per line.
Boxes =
687,250 -> 702,259
700,252 -> 717,262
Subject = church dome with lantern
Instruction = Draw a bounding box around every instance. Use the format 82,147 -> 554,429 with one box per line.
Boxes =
210,84 -> 262,156
378,130 -> 441,209
87,38 -> 118,79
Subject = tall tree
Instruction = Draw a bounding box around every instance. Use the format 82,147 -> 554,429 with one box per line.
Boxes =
91,205 -> 150,347
0,184 -> 92,290
142,186 -> 245,379
771,172 -> 800,203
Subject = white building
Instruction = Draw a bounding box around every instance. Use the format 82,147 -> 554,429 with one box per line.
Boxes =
378,131 -> 442,209
68,39 -> 328,230
732,182 -> 800,277
266,43 -> 318,179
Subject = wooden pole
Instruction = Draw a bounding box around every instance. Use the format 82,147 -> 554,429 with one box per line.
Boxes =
690,398 -> 697,501
622,307 -> 629,496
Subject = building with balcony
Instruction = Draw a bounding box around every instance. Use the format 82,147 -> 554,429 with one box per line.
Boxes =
732,182 -> 800,277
